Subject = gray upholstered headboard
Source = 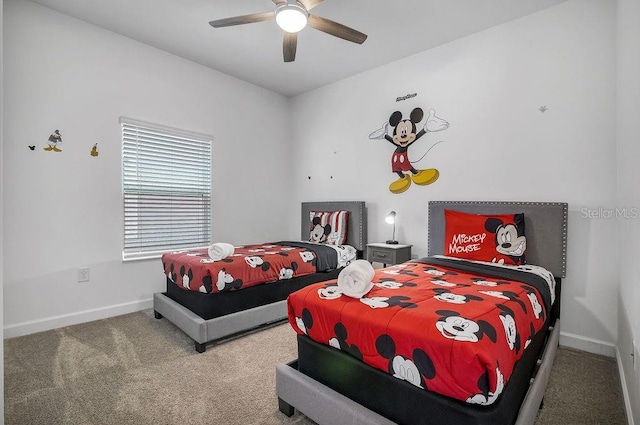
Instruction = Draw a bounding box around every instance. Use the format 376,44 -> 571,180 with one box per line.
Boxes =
301,201 -> 367,252
427,201 -> 568,278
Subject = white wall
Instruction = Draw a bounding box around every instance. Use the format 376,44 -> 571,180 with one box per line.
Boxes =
616,0 -> 640,421
1,0 -> 5,420
290,0 -> 619,354
0,0 -> 634,421
2,0 -> 293,336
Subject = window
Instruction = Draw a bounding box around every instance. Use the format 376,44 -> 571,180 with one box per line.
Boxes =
121,117 -> 212,261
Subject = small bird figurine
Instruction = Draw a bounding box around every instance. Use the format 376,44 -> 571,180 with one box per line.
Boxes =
90,143 -> 99,157
44,129 -> 62,152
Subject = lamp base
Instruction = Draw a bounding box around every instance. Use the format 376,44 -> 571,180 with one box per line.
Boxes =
385,240 -> 399,245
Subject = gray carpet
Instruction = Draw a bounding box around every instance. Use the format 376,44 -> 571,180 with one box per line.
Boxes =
4,310 -> 628,425
533,346 -> 627,425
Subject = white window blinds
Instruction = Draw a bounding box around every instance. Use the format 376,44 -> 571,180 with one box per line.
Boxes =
121,118 -> 212,260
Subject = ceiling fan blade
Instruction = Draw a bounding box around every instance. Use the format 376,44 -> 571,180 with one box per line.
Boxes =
209,12 -> 274,28
283,31 -> 298,62
307,15 -> 367,44
298,0 -> 324,11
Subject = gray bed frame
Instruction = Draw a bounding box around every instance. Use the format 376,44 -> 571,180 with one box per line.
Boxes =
153,201 -> 366,352
276,200 -> 568,425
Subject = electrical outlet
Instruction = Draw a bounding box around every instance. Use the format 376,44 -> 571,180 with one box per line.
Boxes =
78,267 -> 90,282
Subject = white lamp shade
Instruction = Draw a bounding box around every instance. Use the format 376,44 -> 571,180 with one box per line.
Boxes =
275,4 -> 308,33
385,211 -> 396,224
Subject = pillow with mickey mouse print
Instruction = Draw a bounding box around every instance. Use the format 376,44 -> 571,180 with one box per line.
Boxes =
309,210 -> 349,245
444,210 -> 527,265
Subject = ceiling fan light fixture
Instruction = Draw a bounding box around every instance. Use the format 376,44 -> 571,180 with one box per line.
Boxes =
275,3 -> 308,33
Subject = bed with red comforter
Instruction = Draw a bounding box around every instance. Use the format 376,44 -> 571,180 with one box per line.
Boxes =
163,242 -> 351,294
154,200 -> 367,353
276,200 -> 567,425
287,256 -> 555,407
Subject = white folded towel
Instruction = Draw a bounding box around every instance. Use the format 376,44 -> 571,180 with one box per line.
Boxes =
208,243 -> 235,261
337,259 -> 375,298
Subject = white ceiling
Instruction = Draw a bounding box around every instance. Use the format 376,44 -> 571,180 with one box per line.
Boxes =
30,0 -> 568,97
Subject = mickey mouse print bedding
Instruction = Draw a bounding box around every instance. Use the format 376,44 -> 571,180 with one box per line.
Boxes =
162,242 -> 356,294
287,256 -> 554,405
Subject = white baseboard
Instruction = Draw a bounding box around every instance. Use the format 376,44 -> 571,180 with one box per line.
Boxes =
559,331 -> 616,357
615,347 -> 635,425
3,298 -> 153,339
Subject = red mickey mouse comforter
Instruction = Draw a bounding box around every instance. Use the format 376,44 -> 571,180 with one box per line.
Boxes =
287,256 -> 555,405
162,242 -> 356,294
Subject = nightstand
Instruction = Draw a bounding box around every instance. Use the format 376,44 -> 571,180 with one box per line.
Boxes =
366,243 -> 412,267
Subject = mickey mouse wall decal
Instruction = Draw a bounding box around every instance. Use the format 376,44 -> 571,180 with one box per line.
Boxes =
369,108 -> 449,194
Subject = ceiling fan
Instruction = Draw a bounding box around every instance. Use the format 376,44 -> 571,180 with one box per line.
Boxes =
208,0 -> 367,62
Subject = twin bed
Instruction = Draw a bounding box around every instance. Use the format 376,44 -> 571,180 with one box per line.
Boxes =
153,199 -> 568,424
153,201 -> 367,352
276,200 -> 568,425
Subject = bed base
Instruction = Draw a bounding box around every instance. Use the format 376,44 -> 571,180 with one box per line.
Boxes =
154,269 -> 342,353
277,319 -> 560,425
163,269 -> 342,321
153,293 -> 288,353
277,361 -> 397,425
